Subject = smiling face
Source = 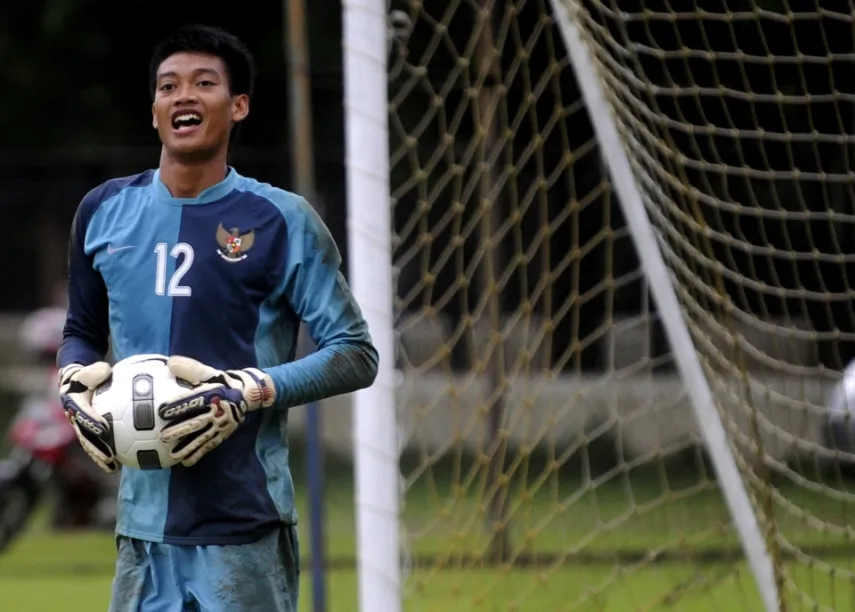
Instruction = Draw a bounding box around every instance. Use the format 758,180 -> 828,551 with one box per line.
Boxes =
152,52 -> 249,161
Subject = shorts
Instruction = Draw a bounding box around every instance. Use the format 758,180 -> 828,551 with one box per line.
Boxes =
108,526 -> 300,612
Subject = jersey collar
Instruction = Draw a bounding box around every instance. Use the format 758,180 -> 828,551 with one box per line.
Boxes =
152,167 -> 239,205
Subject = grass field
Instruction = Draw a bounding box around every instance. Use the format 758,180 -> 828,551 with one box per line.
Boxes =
3,470 -> 855,612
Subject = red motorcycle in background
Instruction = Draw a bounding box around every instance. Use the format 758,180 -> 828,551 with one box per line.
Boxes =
0,307 -> 116,554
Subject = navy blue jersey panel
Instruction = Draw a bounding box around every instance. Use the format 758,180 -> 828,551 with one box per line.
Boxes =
162,190 -> 288,541
167,190 -> 289,370
162,412 -> 280,544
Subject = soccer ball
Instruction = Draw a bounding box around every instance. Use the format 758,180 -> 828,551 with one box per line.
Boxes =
91,354 -> 187,470
826,359 -> 855,466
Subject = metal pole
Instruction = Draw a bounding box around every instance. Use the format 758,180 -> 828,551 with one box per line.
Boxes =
284,1 -> 326,610
474,0 -> 510,563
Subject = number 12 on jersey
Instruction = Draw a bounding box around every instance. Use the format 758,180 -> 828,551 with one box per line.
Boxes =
154,242 -> 194,297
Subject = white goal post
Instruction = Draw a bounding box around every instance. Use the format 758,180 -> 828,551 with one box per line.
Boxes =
344,0 -> 855,610
343,0 -> 401,610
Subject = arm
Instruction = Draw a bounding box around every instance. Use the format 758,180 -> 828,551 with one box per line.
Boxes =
157,199 -> 377,467
55,189 -> 117,473
263,199 -> 379,408
56,191 -> 110,369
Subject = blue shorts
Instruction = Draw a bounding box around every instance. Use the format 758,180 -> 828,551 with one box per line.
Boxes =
108,526 -> 300,612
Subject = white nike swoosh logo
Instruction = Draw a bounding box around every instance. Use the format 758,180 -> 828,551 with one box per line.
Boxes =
107,245 -> 136,254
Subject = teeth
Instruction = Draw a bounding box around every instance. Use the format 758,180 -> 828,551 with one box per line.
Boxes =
173,112 -> 202,129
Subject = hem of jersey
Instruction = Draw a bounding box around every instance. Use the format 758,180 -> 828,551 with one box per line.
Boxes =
115,527 -> 165,544
115,524 -> 291,546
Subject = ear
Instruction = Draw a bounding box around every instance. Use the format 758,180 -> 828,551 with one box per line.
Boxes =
152,103 -> 158,129
231,94 -> 250,124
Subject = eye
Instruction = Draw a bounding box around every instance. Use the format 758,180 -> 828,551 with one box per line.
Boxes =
158,83 -> 175,92
198,80 -> 215,87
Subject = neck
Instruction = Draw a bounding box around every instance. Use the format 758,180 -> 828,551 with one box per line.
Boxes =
158,148 -> 229,198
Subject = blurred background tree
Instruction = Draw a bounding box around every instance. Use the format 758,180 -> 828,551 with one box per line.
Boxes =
0,0 -> 346,309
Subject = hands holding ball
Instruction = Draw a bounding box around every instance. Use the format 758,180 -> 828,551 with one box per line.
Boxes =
59,354 -> 276,473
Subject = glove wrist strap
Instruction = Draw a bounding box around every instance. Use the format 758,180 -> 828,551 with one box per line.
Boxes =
241,368 -> 276,408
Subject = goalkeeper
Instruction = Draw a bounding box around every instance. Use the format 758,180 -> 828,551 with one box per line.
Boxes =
57,25 -> 378,612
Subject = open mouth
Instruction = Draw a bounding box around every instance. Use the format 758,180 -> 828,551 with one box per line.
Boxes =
171,111 -> 203,134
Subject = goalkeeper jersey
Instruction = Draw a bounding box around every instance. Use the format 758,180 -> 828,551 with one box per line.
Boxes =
57,168 -> 378,546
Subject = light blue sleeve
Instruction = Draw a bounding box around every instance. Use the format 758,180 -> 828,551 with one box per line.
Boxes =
262,197 -> 378,408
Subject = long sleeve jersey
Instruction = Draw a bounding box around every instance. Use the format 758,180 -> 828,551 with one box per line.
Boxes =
57,167 -> 378,545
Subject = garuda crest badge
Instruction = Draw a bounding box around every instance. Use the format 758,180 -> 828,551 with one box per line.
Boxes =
216,223 -> 256,263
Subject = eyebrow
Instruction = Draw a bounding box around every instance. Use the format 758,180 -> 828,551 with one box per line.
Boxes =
157,67 -> 221,81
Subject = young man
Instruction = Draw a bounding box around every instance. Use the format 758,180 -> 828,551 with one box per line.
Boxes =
57,25 -> 378,612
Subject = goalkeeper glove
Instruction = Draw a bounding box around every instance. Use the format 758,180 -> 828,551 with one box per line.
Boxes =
59,362 -> 117,474
157,356 -> 276,467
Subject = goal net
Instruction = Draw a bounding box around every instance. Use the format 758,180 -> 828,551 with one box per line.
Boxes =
348,0 -> 855,610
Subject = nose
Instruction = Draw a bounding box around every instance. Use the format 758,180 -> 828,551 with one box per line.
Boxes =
174,83 -> 199,105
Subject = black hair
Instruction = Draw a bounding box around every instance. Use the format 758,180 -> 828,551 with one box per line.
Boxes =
149,24 -> 256,100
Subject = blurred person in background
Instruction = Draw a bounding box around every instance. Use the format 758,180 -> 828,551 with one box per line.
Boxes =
17,282 -> 117,530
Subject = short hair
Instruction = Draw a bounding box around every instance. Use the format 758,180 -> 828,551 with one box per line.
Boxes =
149,25 -> 256,99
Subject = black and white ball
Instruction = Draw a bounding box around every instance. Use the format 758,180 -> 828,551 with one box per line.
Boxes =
827,361 -> 855,457
92,354 -> 186,470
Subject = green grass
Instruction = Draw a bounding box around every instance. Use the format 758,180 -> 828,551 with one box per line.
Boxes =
3,471 -> 855,611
